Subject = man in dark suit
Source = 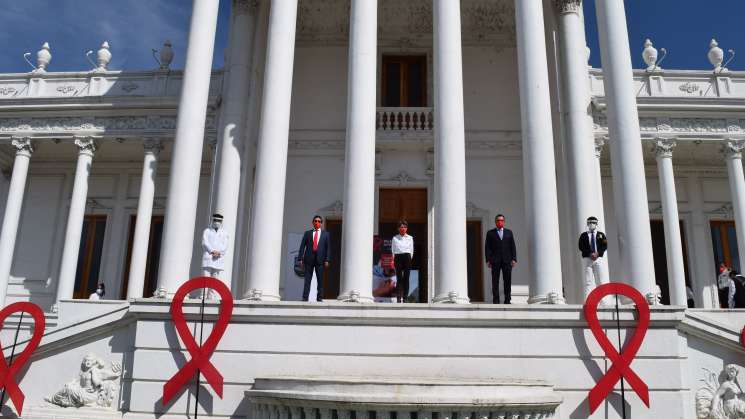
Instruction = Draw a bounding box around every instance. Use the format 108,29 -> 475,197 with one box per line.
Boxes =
298,215 -> 331,302
485,214 -> 517,304
578,216 -> 609,299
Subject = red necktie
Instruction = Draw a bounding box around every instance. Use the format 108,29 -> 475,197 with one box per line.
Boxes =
313,230 -> 319,252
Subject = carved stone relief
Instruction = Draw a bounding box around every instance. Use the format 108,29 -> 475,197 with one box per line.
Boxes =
45,353 -> 122,409
696,365 -> 745,419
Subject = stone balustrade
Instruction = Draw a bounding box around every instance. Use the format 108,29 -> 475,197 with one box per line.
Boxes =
590,68 -> 745,99
377,107 -> 434,132
246,377 -> 562,419
0,69 -> 223,100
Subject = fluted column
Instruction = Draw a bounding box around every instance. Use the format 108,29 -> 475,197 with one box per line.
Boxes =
57,137 -> 96,302
515,0 -> 564,303
156,0 -> 220,295
127,139 -> 163,298
337,0 -> 377,303
213,0 -> 258,291
724,139 -> 745,272
0,138 -> 34,305
596,0 -> 656,295
653,139 -> 687,306
243,0 -> 298,300
432,0 -> 469,304
555,0 -> 600,303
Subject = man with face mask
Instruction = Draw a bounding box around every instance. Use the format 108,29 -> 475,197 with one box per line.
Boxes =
88,283 -> 105,300
298,215 -> 331,302
201,213 -> 230,298
578,216 -> 609,300
485,214 -> 517,304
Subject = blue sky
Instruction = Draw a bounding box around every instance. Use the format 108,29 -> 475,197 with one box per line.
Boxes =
0,0 -> 740,73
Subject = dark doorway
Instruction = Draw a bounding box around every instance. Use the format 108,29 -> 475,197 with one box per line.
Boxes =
322,219 -> 343,300
73,215 -> 107,299
711,220 -> 740,273
120,215 -> 164,298
379,188 -> 428,302
467,220 -> 484,302
381,55 -> 427,107
650,219 -> 692,305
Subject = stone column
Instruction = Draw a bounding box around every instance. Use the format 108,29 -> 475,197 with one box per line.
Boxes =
432,0 -> 469,304
596,0 -> 656,295
555,0 -> 599,303
126,139 -> 163,298
213,0 -> 258,290
653,139 -> 687,306
156,0 -> 220,295
243,0 -> 298,300
515,0 -> 564,303
56,137 -> 96,302
337,0 -> 377,303
724,139 -> 745,272
687,174 -> 716,307
0,138 -> 34,305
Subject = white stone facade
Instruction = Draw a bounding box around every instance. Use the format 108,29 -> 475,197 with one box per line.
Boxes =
1,0 -> 745,418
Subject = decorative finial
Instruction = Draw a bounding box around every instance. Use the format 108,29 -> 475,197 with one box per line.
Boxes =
96,41 -> 111,71
153,40 -> 174,70
708,39 -> 734,74
24,42 -> 52,73
642,39 -> 666,72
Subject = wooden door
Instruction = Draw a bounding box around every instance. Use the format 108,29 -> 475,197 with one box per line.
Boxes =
467,220 -> 484,302
73,215 -> 107,299
120,215 -> 164,298
379,188 -> 428,302
711,220 -> 740,273
322,219 -> 343,299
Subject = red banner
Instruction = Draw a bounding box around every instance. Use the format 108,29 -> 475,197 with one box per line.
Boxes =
0,302 -> 45,415
162,277 -> 233,405
584,282 -> 650,413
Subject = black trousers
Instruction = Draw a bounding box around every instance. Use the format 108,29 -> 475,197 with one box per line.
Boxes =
491,262 -> 512,304
719,287 -> 730,308
395,253 -> 412,302
302,258 -> 325,301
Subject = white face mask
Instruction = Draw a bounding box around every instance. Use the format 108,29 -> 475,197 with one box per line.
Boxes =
588,223 -> 597,232
212,221 -> 222,229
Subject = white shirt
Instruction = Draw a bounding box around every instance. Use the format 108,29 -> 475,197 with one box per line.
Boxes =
392,234 -> 414,256
718,270 -> 732,289
498,228 -> 504,239
88,292 -> 101,300
202,227 -> 229,270
729,278 -> 737,308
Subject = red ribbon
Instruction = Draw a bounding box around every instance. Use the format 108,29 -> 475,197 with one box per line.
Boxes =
162,277 -> 233,405
584,282 -> 650,413
740,324 -> 745,350
0,302 -> 45,415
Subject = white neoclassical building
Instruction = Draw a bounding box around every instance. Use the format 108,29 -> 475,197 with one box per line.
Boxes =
2,0 -> 745,418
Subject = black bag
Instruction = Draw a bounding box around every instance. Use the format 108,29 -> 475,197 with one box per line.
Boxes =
293,256 -> 304,277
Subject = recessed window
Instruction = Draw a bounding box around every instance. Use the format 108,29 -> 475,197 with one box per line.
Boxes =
381,55 -> 427,107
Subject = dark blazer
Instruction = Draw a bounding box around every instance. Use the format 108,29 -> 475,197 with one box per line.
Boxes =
298,229 -> 331,265
578,231 -> 608,258
485,228 -> 517,265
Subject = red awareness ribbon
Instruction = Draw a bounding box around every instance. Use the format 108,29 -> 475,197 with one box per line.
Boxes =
162,277 -> 233,405
584,282 -> 650,414
0,302 -> 45,415
740,324 -> 745,350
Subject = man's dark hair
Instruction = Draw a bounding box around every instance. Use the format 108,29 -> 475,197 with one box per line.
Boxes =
495,214 -> 505,222
398,220 -> 408,228
312,215 -> 323,223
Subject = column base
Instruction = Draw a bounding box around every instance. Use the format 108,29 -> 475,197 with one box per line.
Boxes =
337,290 -> 374,303
242,288 -> 281,302
432,291 -> 470,304
528,291 -> 566,304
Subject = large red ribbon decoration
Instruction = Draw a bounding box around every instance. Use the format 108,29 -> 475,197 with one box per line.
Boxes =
584,282 -> 650,413
0,302 -> 45,415
162,277 -> 233,405
740,324 -> 745,350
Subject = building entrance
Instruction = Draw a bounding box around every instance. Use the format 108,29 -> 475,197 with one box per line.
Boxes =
378,188 -> 428,302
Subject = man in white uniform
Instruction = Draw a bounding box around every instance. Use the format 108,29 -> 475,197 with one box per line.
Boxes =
201,213 -> 229,298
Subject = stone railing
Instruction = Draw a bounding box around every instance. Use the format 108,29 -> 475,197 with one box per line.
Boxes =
246,377 -> 562,419
377,107 -> 434,132
0,69 -> 223,100
589,68 -> 745,99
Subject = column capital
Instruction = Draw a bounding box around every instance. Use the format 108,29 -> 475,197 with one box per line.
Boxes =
10,137 -> 34,156
73,136 -> 97,156
652,138 -> 676,159
232,0 -> 259,16
593,137 -> 606,158
143,138 -> 164,155
722,139 -> 745,159
554,0 -> 582,14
